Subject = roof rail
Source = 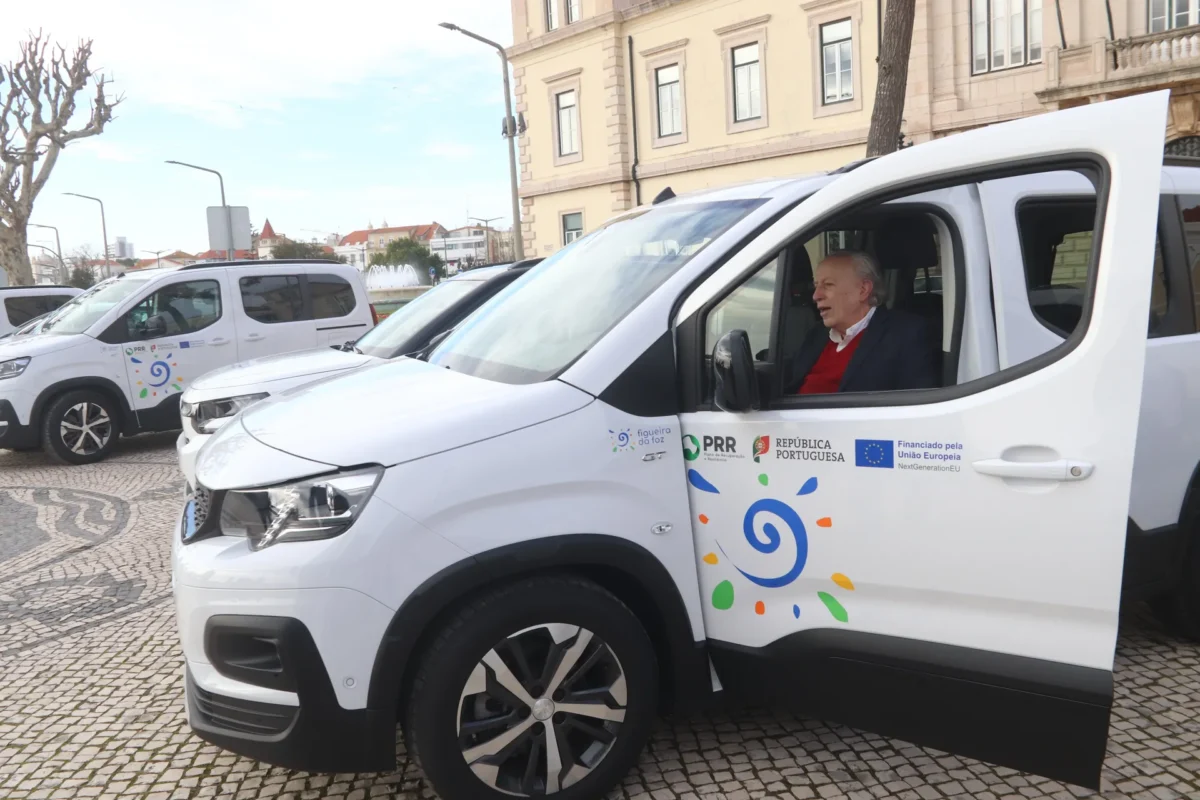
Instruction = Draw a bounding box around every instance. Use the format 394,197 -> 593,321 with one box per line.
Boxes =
0,284 -> 77,292
1164,155 -> 1200,168
828,156 -> 880,175
179,258 -> 344,270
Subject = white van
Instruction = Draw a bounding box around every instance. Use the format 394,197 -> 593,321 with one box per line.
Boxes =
0,259 -> 371,464
173,94 -> 1170,798
174,260 -> 541,490
0,285 -> 81,337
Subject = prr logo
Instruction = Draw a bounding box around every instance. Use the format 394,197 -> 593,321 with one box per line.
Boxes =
683,434 -> 700,462
753,436 -> 770,463
704,435 -> 737,454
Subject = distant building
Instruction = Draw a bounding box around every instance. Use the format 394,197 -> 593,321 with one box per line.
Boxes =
256,219 -> 290,260
336,222 -> 448,268
192,249 -> 256,263
107,237 -> 135,260
132,251 -> 196,270
430,226 -> 516,270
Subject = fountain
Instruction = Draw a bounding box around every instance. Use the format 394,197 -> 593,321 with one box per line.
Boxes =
366,263 -> 423,290
365,264 -> 430,320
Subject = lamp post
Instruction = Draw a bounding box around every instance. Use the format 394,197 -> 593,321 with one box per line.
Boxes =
142,249 -> 166,269
165,160 -> 235,260
469,215 -> 502,263
439,22 -> 525,260
62,193 -> 110,278
28,223 -> 66,282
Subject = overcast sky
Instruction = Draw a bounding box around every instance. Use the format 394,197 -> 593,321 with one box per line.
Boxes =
6,0 -> 515,259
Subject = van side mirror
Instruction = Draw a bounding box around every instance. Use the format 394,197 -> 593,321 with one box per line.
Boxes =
712,330 -> 760,413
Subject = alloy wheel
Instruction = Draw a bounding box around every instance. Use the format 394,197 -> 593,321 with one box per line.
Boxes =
60,402 -> 113,456
457,623 -> 627,796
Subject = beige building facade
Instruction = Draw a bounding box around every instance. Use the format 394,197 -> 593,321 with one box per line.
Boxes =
509,0 -> 1200,255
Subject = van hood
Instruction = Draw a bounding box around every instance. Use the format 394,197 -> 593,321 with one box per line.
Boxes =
191,347 -> 381,393
0,332 -> 88,359
237,357 -> 594,468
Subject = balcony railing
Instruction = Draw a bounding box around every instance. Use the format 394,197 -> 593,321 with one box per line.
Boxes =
1110,28 -> 1200,76
1041,26 -> 1200,102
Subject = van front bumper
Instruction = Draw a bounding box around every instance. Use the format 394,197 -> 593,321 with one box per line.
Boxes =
182,615 -> 395,773
0,399 -> 38,449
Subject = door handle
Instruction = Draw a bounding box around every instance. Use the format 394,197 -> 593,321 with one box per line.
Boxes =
209,337 -> 231,346
972,458 -> 1093,481
244,333 -> 264,342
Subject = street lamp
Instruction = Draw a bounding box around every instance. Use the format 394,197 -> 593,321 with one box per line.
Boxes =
469,215 -> 502,263
62,193 -> 110,278
165,160 -> 235,259
28,223 -> 65,282
439,22 -> 525,260
142,249 -> 166,269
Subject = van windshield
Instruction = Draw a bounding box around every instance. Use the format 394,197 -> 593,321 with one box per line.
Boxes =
356,279 -> 482,358
428,198 -> 766,384
43,278 -> 151,335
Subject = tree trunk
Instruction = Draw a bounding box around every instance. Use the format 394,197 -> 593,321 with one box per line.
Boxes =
0,224 -> 34,286
866,0 -> 918,157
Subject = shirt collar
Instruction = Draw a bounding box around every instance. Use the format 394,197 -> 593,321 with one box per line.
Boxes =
829,306 -> 876,350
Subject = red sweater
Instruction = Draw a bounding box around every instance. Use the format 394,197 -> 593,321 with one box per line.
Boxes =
798,336 -> 863,394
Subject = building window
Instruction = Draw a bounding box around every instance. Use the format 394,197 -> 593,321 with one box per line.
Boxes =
971,0 -> 1042,74
732,43 -> 762,122
556,89 -> 580,157
656,64 -> 682,137
562,212 -> 583,245
546,0 -> 560,31
567,0 -> 581,24
820,19 -> 853,104
1151,0 -> 1200,31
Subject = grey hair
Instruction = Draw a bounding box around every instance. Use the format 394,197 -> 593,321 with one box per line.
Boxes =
825,249 -> 887,307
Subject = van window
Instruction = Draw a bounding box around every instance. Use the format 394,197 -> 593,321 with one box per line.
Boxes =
704,256 -> 779,360
429,198 -> 767,384
309,274 -> 357,319
240,275 -> 303,323
1176,195 -> 1200,327
4,295 -> 70,326
1016,199 -> 1168,336
124,280 -> 222,340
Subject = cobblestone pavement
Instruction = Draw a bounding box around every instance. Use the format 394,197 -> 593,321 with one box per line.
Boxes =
0,439 -> 1197,800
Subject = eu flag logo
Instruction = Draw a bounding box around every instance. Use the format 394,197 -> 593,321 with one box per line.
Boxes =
855,439 -> 894,468
180,341 -> 190,349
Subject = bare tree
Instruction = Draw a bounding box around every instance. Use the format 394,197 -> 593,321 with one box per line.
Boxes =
865,0 -> 917,157
0,32 -> 120,285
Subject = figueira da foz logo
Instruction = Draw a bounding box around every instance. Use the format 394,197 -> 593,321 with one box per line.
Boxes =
609,429 -> 634,452
126,344 -> 184,399
753,435 -> 770,463
689,466 -> 855,624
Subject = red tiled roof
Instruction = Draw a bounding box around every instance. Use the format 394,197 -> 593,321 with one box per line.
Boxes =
261,219 -> 277,239
339,230 -> 369,246
339,223 -> 445,246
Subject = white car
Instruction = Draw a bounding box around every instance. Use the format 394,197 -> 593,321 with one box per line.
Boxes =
174,94 -> 1169,798
0,259 -> 372,464
0,285 -> 81,337
175,260 -> 541,490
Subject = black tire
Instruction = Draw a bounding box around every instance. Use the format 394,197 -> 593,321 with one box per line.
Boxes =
40,389 -> 119,465
405,575 -> 658,800
1154,542 -> 1200,641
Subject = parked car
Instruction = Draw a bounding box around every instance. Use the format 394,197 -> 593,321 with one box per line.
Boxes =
0,259 -> 372,464
0,285 -> 81,338
174,94 -> 1171,798
175,258 -> 542,489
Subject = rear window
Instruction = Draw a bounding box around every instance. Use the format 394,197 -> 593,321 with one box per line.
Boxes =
309,274 -> 357,320
240,275 -> 304,324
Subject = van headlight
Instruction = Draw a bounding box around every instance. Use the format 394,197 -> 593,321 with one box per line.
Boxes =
186,393 -> 269,433
0,357 -> 31,380
219,466 -> 383,551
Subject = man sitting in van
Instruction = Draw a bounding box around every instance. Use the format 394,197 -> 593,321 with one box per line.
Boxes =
785,250 -> 939,394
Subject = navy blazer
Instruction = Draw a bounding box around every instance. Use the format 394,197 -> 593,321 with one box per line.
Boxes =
784,307 -> 940,394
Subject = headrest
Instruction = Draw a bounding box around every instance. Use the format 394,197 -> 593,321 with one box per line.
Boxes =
790,245 -> 813,291
873,219 -> 938,271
